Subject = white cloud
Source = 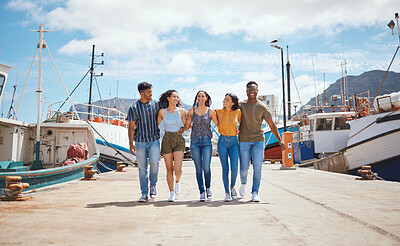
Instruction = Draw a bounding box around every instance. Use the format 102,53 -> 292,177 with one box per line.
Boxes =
172,76 -> 197,83
9,0 -> 399,56
167,53 -> 196,74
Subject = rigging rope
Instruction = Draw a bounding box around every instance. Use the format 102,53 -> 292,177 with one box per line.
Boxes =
85,120 -> 137,167
371,46 -> 399,106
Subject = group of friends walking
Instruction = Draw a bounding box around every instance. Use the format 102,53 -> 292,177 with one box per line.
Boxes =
127,81 -> 285,203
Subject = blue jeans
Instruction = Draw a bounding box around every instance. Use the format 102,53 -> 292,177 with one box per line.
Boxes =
239,141 -> 264,194
190,135 -> 212,193
217,135 -> 239,194
135,139 -> 160,195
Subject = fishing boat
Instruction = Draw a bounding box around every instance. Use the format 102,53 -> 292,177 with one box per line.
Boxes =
0,118 -> 99,193
44,45 -> 136,173
298,13 -> 400,181
343,92 -> 400,181
0,25 -> 99,195
45,100 -> 135,173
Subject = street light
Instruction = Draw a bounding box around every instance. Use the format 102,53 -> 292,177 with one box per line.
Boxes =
387,13 -> 400,44
271,41 -> 286,132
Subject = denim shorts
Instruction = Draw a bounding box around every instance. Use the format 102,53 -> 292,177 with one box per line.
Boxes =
161,132 -> 185,154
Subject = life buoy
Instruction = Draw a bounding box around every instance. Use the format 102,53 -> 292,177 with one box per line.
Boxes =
357,97 -> 370,116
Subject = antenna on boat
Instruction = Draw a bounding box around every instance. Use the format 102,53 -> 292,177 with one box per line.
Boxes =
30,24 -> 52,170
88,45 -> 104,120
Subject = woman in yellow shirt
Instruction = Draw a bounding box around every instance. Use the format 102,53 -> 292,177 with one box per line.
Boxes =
216,93 -> 241,201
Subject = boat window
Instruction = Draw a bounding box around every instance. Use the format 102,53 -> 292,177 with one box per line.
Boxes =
334,117 -> 350,130
310,118 -> 314,131
316,118 -> 333,131
0,75 -> 5,96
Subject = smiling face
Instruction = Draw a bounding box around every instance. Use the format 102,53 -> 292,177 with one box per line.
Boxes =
246,84 -> 258,100
223,95 -> 234,110
167,91 -> 180,106
196,91 -> 207,106
140,88 -> 153,101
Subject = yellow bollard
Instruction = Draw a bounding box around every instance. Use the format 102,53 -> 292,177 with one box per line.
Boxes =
116,162 -> 127,172
1,176 -> 32,201
81,165 -> 97,180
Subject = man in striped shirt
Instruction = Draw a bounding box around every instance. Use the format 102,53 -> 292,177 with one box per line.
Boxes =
128,82 -> 161,202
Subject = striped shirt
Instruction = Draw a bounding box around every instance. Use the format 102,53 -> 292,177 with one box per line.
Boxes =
127,100 -> 161,142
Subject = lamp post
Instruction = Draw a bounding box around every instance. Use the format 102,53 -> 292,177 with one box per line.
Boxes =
387,13 -> 400,44
271,42 -> 286,132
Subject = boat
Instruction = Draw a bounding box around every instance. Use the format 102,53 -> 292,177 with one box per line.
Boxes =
0,118 -> 99,193
0,25 -> 99,195
343,93 -> 400,181
297,13 -> 400,181
294,111 -> 356,160
263,123 -> 298,161
42,45 -> 136,173
45,100 -> 136,173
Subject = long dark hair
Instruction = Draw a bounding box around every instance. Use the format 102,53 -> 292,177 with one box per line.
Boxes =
159,90 -> 181,108
225,93 -> 239,110
192,90 -> 212,108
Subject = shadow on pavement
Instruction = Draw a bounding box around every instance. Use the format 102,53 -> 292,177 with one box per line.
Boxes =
86,198 -> 270,208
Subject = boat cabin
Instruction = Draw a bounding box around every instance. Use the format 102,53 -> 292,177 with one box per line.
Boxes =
308,112 -> 356,154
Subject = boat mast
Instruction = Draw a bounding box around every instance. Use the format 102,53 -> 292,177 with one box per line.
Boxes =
88,45 -> 95,120
32,24 -> 51,170
87,45 -> 103,120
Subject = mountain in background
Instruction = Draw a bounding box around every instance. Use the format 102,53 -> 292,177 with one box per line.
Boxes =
72,70 -> 399,117
301,70 -> 400,109
71,97 -> 193,118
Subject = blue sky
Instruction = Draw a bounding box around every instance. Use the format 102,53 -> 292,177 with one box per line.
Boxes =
1,0 -> 400,122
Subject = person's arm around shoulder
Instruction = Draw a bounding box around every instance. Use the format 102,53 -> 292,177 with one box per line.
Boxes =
128,121 -> 137,154
177,108 -> 187,135
265,117 -> 285,151
236,109 -> 241,135
157,108 -> 166,127
209,108 -> 219,127
181,108 -> 193,132
179,108 -> 187,126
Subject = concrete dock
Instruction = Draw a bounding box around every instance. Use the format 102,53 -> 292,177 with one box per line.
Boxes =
1,157 -> 400,245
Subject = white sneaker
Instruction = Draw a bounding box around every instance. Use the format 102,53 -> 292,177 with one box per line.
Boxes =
224,193 -> 232,202
168,191 -> 175,202
200,192 -> 206,202
175,182 -> 180,195
206,188 -> 212,199
230,187 -> 237,200
150,185 -> 157,198
251,192 -> 260,202
239,184 -> 246,197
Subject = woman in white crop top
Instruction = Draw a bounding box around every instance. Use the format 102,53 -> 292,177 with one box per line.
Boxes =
158,90 -> 187,202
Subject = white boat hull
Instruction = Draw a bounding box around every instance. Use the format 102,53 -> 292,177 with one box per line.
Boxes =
343,110 -> 400,181
344,129 -> 400,170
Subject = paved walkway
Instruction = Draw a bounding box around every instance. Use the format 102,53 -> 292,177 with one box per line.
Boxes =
1,157 -> 400,245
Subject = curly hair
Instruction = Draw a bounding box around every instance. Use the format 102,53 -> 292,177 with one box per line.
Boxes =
192,90 -> 212,108
159,90 -> 182,108
225,93 -> 239,110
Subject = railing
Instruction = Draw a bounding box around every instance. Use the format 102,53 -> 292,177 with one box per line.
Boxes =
45,101 -> 128,126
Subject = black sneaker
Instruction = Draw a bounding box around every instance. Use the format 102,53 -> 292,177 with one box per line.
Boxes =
138,194 -> 148,202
